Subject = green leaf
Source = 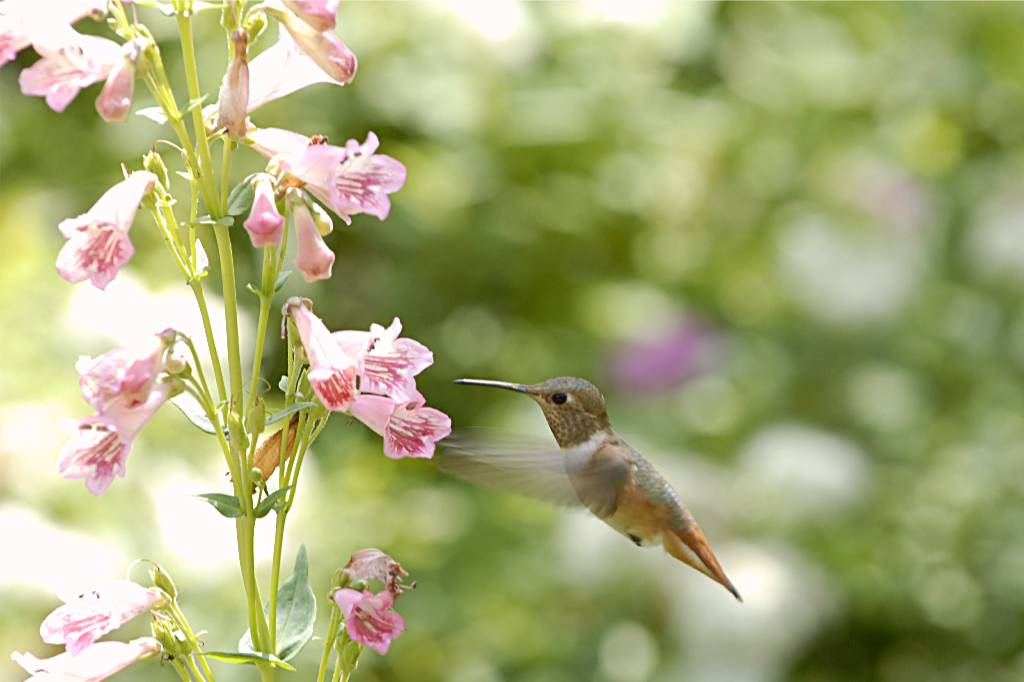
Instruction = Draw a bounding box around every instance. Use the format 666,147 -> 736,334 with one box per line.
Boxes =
202,651 -> 296,671
274,271 -> 292,292
170,394 -> 219,434
267,402 -> 317,426
239,545 -> 316,661
226,174 -> 258,217
196,493 -> 243,518
254,486 -> 293,518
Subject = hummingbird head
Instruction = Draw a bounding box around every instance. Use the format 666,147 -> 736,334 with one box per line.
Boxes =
454,376 -> 611,447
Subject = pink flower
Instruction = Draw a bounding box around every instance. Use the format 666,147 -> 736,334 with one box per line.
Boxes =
333,589 -> 405,656
285,299 -> 360,411
56,171 -> 156,289
334,318 -> 433,401
40,581 -> 162,656
243,174 -> 284,246
271,5 -> 355,84
350,392 -> 451,460
76,335 -> 166,412
249,128 -> 406,225
282,0 -> 340,32
58,382 -> 172,495
288,132 -> 406,224
95,39 -> 142,123
18,27 -> 121,112
12,637 -> 160,681
291,193 -> 335,281
246,29 -> 349,113
216,29 -> 249,138
0,0 -> 105,68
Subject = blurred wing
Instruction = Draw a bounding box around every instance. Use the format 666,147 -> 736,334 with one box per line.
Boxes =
437,432 -> 581,507
437,431 -> 630,519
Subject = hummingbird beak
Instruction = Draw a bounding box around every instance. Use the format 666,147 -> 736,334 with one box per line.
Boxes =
453,378 -> 531,394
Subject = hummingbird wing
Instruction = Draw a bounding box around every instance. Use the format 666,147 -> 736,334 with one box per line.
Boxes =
437,432 -> 628,517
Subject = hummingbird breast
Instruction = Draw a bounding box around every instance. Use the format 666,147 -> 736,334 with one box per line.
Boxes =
600,449 -> 694,546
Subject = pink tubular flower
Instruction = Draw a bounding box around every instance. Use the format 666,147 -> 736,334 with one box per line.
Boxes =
282,0 -> 339,32
271,5 -> 355,84
56,171 -> 157,289
58,381 -> 172,495
216,29 -> 249,138
334,318 -> 433,401
40,581 -> 162,655
12,637 -> 160,681
244,174 -> 284,246
285,298 -> 360,411
18,27 -> 121,112
95,39 -> 142,123
351,392 -> 451,460
246,29 -> 350,113
77,335 -> 166,412
248,128 -> 406,225
333,589 -> 405,656
291,193 -> 335,281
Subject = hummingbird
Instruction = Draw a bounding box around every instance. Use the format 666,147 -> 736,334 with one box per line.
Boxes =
441,376 -> 742,601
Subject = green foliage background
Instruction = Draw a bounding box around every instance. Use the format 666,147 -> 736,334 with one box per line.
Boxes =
3,2 -> 1024,681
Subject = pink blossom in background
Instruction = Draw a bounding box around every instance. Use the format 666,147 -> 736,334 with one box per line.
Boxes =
272,5 -> 355,84
95,39 -> 142,123
282,0 -> 340,32
12,637 -> 160,681
285,299 -> 360,411
243,174 -> 285,246
55,171 -> 156,289
333,589 -> 405,655
18,28 -> 121,112
334,318 -> 433,401
291,196 -> 335,281
216,29 -> 249,138
351,392 -> 451,460
77,335 -> 166,413
608,318 -> 718,395
58,381 -> 172,494
288,132 -> 407,224
246,29 -> 349,113
40,581 -> 161,655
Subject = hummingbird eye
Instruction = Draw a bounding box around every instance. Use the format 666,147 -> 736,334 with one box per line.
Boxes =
551,392 -> 568,405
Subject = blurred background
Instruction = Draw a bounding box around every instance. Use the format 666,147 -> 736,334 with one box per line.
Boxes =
4,1 -> 1024,681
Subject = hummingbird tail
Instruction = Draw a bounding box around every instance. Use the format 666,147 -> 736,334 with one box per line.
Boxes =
663,526 -> 743,602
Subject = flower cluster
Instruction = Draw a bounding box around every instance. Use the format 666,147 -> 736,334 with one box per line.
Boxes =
12,581 -> 163,681
60,332 -> 178,495
285,298 -> 451,459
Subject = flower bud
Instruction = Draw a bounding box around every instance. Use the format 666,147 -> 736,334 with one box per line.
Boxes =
243,174 -> 284,246
96,39 -> 144,123
143,151 -> 170,190
149,563 -> 179,600
247,395 -> 267,438
227,410 -> 249,453
215,30 -> 249,139
283,0 -> 340,32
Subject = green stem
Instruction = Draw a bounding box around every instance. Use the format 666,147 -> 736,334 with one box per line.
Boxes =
247,247 -> 277,416
171,658 -> 194,682
212,223 -> 244,415
176,12 -> 220,215
185,655 -> 208,682
316,608 -> 343,682
188,282 -> 229,408
330,653 -> 343,682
